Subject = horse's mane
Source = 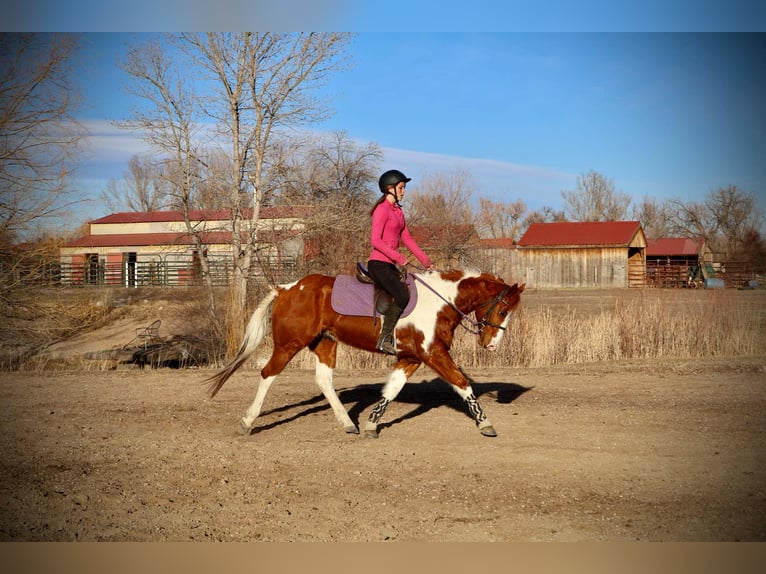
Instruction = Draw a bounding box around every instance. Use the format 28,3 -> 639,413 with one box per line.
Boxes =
435,268 -> 510,285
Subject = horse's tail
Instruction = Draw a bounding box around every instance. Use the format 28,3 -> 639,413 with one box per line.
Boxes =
205,288 -> 279,398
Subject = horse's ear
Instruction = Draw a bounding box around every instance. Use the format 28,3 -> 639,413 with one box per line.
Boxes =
519,283 -> 525,293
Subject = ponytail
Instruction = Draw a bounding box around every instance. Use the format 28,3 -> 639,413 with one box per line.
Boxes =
369,194 -> 387,216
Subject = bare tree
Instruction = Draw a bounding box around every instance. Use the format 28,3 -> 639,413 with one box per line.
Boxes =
706,185 -> 763,256
101,154 -> 174,212
476,196 -> 527,240
194,149 -> 236,210
120,33 -> 353,348
267,131 -> 381,274
668,185 -> 764,256
522,205 -> 567,231
270,131 -> 381,204
406,169 -> 478,268
631,195 -> 674,240
177,33 -> 352,318
119,37 -> 220,319
0,33 -> 86,314
0,33 -> 84,241
407,168 -> 476,227
561,170 -> 631,222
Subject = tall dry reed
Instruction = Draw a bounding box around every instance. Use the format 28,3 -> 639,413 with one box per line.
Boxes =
304,289 -> 765,371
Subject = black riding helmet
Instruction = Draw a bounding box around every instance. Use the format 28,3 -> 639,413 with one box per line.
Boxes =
378,169 -> 411,193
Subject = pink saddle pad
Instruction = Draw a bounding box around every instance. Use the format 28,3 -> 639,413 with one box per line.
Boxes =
330,274 -> 417,318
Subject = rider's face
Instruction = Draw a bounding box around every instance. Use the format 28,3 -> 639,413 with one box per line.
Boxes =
394,181 -> 406,199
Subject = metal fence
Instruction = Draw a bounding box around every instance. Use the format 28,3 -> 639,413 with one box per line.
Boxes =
2,254 -> 300,289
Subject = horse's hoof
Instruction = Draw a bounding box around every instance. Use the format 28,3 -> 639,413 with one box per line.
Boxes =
239,419 -> 253,436
479,426 -> 497,437
345,425 -> 359,434
363,429 -> 379,439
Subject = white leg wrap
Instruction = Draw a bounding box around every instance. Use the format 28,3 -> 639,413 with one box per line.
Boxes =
453,385 -> 490,426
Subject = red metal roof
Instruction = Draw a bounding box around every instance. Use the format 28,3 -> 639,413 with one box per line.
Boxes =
646,237 -> 703,257
90,206 -> 311,225
63,232 -> 233,248
480,237 -> 516,249
517,221 -> 642,247
62,229 -> 294,249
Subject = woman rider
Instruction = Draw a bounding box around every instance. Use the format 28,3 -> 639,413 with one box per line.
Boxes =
367,169 -> 433,355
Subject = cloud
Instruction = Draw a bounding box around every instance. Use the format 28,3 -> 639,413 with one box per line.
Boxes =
381,146 -> 574,208
74,121 -> 577,213
79,119 -> 151,165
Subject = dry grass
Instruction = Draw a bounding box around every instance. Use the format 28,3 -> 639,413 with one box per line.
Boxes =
2,285 -> 764,372
312,287 -> 766,371
452,288 -> 766,369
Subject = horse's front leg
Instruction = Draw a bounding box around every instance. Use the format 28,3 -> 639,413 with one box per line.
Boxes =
363,358 -> 421,439
425,348 -> 497,437
312,337 -> 358,434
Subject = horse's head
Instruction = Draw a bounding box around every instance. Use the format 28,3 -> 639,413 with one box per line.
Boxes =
471,277 -> 525,351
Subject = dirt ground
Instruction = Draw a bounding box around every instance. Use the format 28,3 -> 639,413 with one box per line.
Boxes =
1,355 -> 764,542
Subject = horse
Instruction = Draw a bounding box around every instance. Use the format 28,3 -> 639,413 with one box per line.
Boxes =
204,268 -> 525,438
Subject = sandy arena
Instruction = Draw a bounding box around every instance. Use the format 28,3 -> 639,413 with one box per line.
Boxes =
1,356 -> 764,542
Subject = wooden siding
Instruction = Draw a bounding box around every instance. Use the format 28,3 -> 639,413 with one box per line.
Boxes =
517,247 -> 630,288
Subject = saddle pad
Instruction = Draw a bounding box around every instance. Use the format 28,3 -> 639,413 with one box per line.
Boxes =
330,274 -> 417,318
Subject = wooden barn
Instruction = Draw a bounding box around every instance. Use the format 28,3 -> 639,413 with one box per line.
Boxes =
515,221 -> 647,288
478,237 -> 519,281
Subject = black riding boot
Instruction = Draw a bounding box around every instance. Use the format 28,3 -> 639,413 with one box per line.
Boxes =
376,303 -> 403,355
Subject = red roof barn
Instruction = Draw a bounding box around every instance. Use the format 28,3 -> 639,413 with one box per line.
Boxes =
59,208 -> 309,287
516,221 -> 647,288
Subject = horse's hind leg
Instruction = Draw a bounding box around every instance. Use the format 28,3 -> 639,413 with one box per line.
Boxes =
240,375 -> 277,435
312,337 -> 358,434
240,346 -> 300,435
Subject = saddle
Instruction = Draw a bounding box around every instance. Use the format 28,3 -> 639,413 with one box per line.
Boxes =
330,263 -> 417,319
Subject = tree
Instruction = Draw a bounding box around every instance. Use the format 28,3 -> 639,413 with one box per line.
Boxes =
631,195 -> 674,240
268,131 -> 382,274
732,228 -> 766,271
1,33 -> 85,312
269,131 -> 381,205
476,196 -> 527,240
561,170 -> 631,222
120,33 -> 353,348
0,33 -> 84,241
119,37 -> 221,318
706,185 -> 763,256
406,169 -> 478,268
101,154 -> 174,212
407,168 -> 476,227
522,205 -> 567,231
667,185 -> 763,257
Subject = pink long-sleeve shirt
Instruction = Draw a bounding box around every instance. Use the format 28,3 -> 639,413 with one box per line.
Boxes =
368,200 -> 432,268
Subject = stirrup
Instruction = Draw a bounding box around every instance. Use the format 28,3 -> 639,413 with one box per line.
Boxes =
376,334 -> 397,355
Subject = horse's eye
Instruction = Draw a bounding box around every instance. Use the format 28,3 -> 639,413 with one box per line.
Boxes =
499,310 -> 507,317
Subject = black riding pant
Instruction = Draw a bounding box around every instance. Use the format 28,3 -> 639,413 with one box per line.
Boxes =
367,260 -> 409,310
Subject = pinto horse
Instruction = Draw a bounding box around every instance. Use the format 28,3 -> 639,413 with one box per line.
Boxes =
204,269 -> 524,438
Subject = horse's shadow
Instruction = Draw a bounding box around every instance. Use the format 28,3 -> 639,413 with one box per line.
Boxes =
249,377 -> 531,435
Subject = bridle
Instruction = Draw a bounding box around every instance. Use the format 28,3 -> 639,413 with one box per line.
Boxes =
475,286 -> 513,332
411,273 -> 514,336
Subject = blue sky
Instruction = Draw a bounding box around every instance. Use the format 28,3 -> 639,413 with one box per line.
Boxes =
67,31 -> 765,224
7,2 -> 763,226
